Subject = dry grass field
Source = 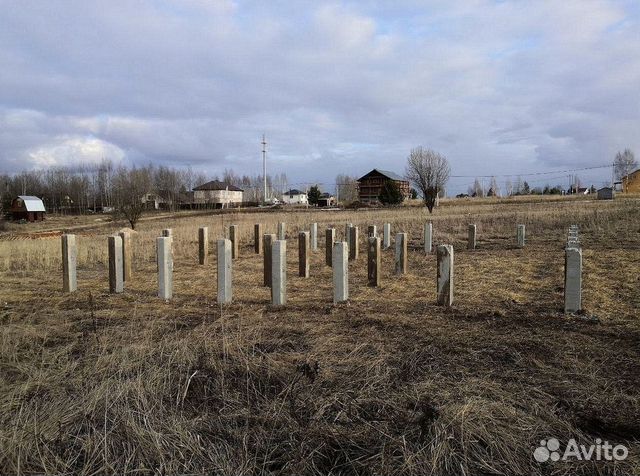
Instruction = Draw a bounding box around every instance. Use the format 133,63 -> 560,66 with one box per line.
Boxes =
1,196 -> 639,475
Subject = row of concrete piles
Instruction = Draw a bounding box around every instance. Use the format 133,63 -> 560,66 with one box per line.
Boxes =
60,221 -> 549,309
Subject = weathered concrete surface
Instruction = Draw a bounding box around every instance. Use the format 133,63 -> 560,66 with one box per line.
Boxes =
62,234 -> 77,292
326,228 -> 336,267
333,241 -> 348,303
367,236 -> 381,287
277,222 -> 286,241
271,240 -> 287,305
345,223 -> 353,250
217,239 -> 232,304
395,233 -> 407,274
108,235 -> 124,294
517,224 -> 525,248
298,231 -> 310,278
424,222 -> 432,254
436,244 -> 454,306
349,226 -> 359,261
157,236 -> 172,299
229,225 -> 239,259
310,223 -> 318,251
564,247 -> 582,313
263,234 -> 276,287
198,227 -> 208,265
119,231 -> 132,281
254,223 -> 263,254
383,223 -> 391,249
468,224 -> 476,250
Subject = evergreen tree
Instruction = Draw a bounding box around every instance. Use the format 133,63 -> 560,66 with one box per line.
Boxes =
378,180 -> 403,205
308,185 -> 321,205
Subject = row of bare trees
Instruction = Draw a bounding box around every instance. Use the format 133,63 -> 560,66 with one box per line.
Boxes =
0,160 -> 294,228
0,160 -> 201,214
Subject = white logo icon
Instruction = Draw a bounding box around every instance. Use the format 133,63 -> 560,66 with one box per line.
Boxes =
534,438 -> 561,462
534,437 -> 628,462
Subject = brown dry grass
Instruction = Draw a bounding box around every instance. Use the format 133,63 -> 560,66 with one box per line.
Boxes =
1,197 -> 639,475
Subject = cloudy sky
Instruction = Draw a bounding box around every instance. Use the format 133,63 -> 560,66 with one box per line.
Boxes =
1,0 -> 638,193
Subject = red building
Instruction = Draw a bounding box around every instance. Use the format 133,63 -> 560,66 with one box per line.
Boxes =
10,196 -> 46,222
357,169 -> 410,204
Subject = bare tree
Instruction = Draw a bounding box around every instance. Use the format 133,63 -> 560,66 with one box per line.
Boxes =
469,178 -> 484,197
113,166 -> 152,230
405,147 -> 451,212
614,149 -> 637,181
504,178 -> 513,196
335,174 -> 358,203
514,176 -> 524,195
488,176 -> 499,197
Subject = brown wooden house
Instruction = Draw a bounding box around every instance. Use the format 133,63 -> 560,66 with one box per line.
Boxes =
10,196 -> 46,221
357,169 -> 410,204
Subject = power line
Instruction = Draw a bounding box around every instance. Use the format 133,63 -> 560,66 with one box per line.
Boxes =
449,163 -> 612,178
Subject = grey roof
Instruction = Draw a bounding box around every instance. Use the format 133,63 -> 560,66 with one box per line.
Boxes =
193,180 -> 243,192
17,195 -> 46,212
284,189 -> 305,195
358,168 -> 405,182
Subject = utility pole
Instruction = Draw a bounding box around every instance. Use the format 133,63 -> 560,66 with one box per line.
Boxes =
262,134 -> 267,203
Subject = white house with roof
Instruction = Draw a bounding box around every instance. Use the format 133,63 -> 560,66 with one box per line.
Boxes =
191,180 -> 244,208
281,189 -> 308,205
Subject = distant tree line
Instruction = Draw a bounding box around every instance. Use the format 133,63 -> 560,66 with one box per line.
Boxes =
0,160 -> 293,215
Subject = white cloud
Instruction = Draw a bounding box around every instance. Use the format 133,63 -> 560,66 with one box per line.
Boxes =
27,136 -> 125,168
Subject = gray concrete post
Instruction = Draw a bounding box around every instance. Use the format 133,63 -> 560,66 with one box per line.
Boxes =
62,234 -> 77,292
517,224 -> 526,248
345,223 -> 353,250
277,222 -> 286,241
468,224 -> 477,250
229,225 -> 239,259
436,244 -> 454,306
310,223 -> 318,251
349,226 -> 359,261
333,241 -> 348,303
157,229 -> 172,272
395,232 -> 407,274
108,235 -> 124,294
263,234 -> 276,287
383,223 -> 391,249
299,231 -> 310,277
271,240 -> 287,305
198,227 -> 208,265
119,231 -> 132,281
368,236 -> 381,287
157,236 -> 172,300
424,222 -> 432,254
368,225 -> 377,237
217,239 -> 232,304
254,223 -> 263,254
325,228 -> 336,267
564,247 -> 582,313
